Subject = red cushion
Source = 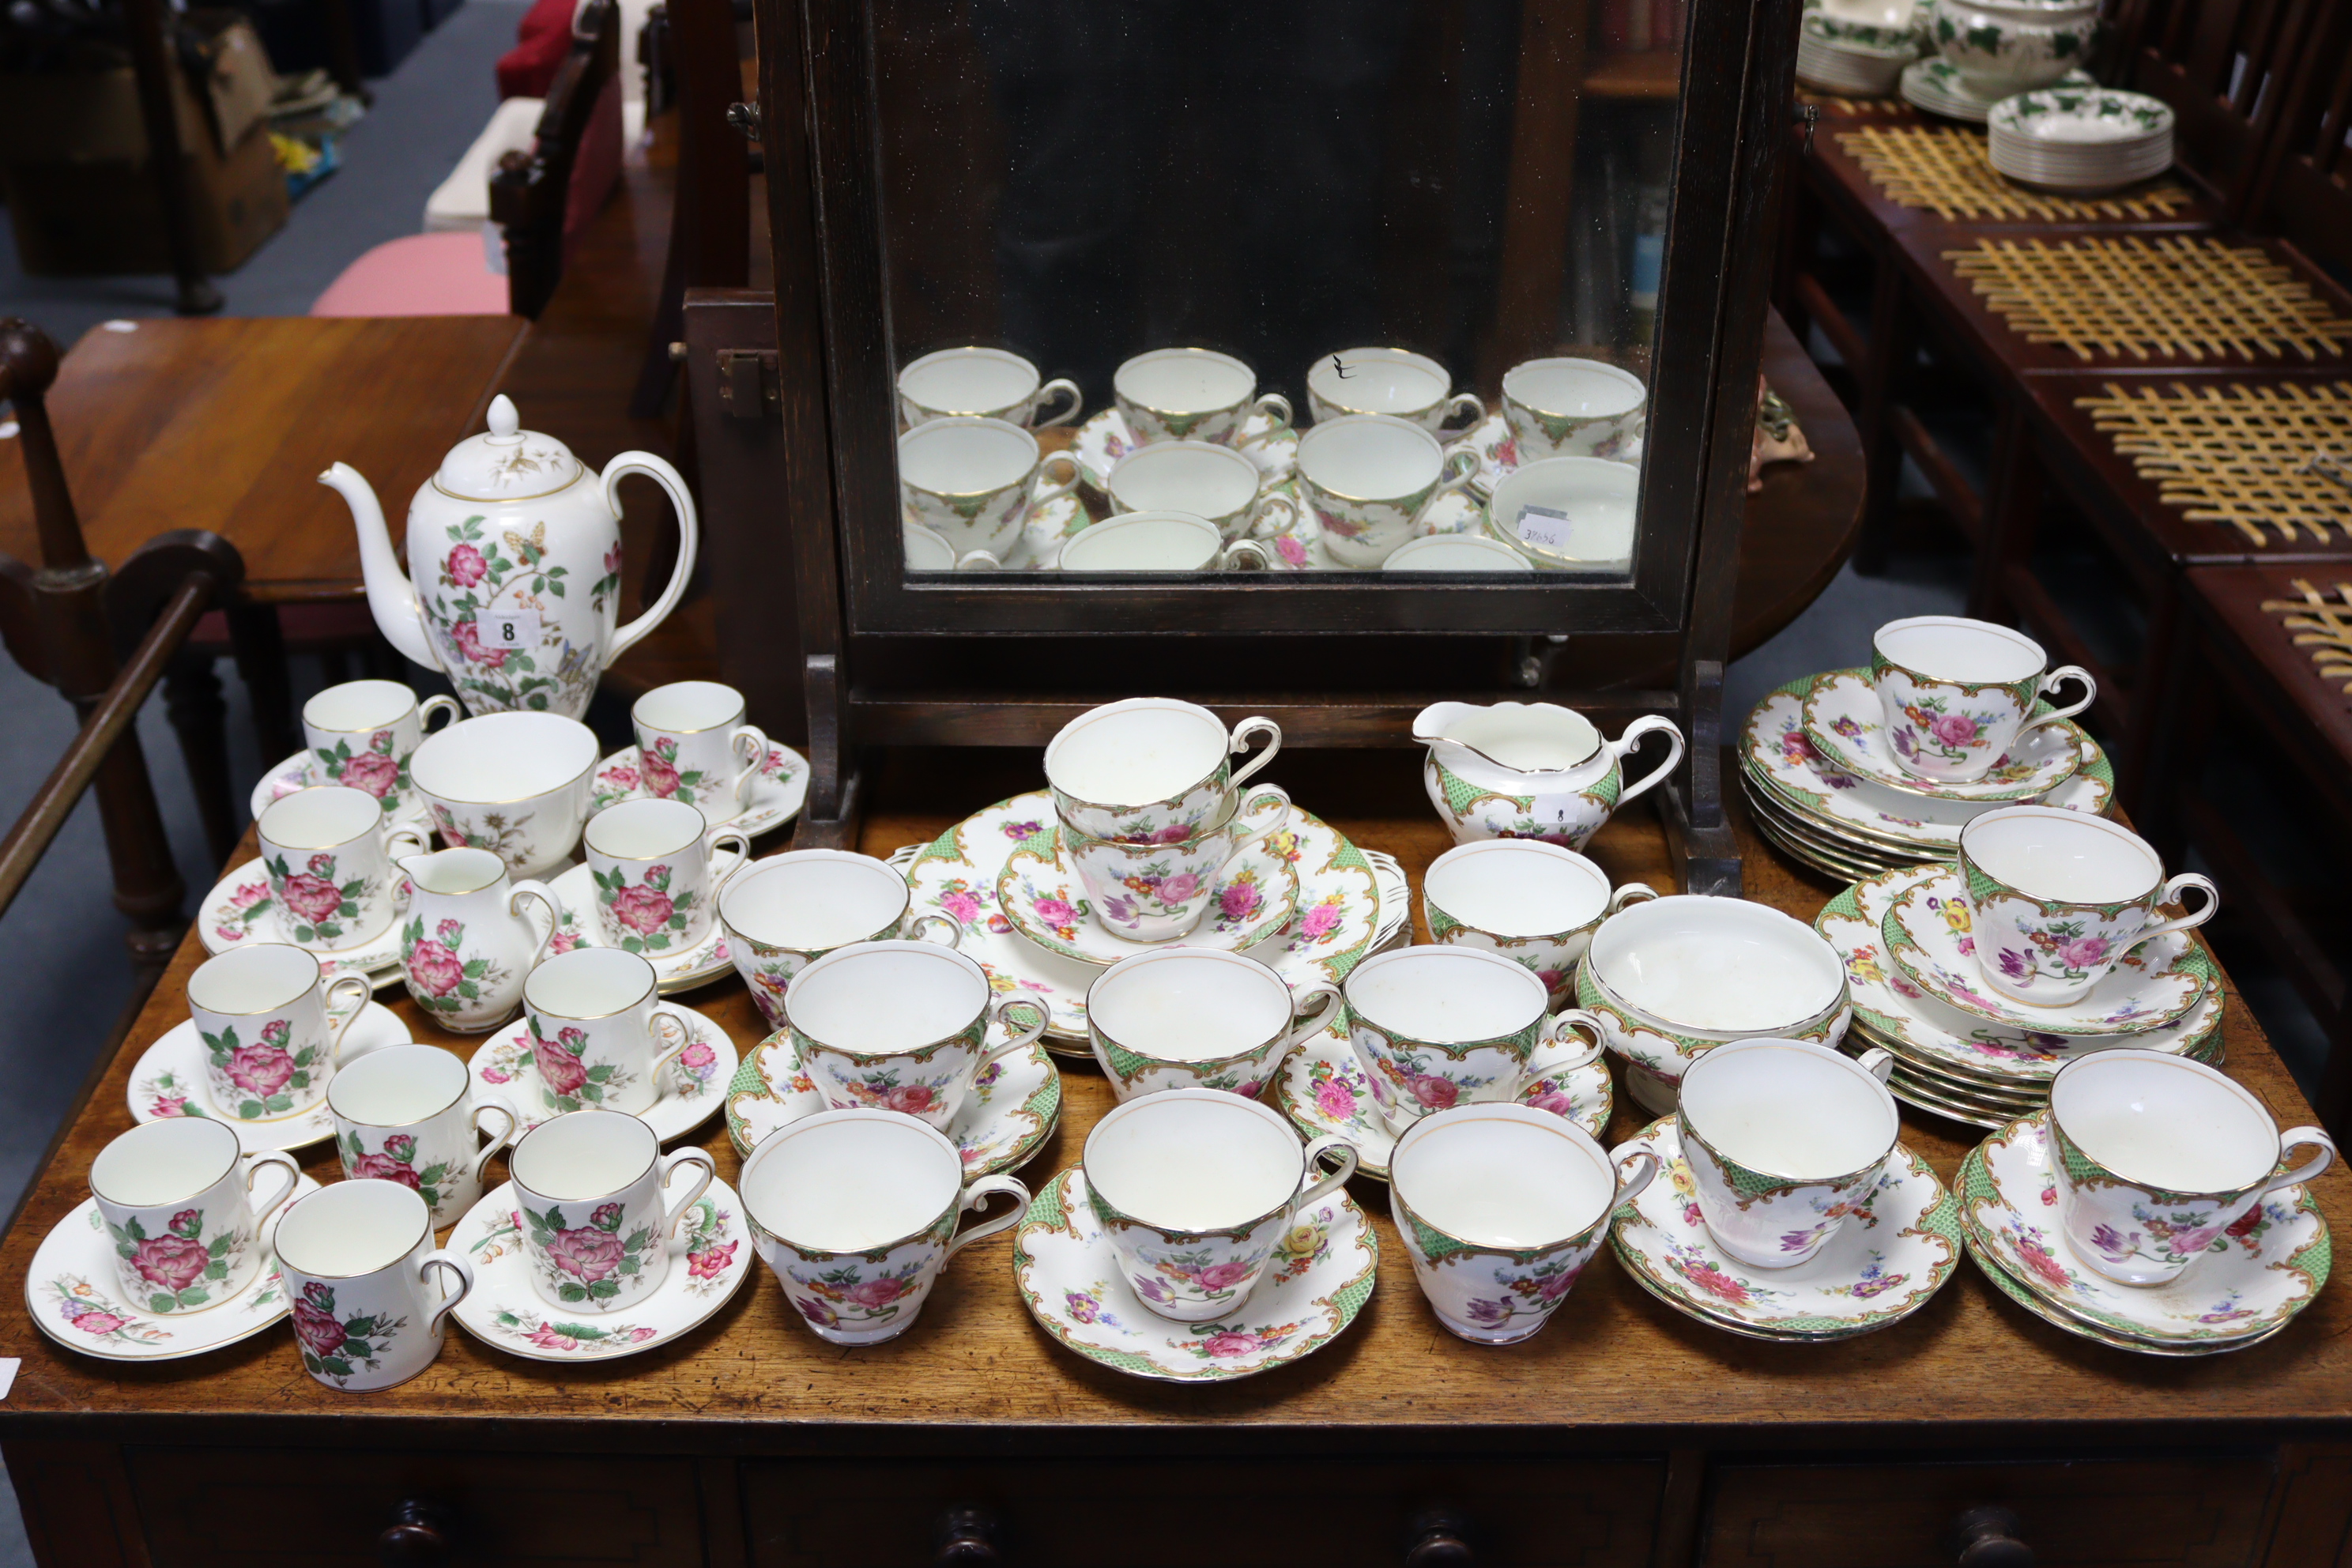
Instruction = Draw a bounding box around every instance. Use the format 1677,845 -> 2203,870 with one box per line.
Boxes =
309,231 -> 511,317
496,0 -> 575,99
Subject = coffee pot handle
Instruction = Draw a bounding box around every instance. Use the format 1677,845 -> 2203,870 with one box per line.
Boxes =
2121,873 -> 2219,958
418,1249 -> 475,1337
976,997 -> 1050,1072
1608,716 -> 1687,808
656,1148 -> 716,1238
508,880 -> 561,970
942,1174 -> 1031,1265
604,450 -> 701,660
1297,1135 -> 1359,1207
2262,1127 -> 2337,1197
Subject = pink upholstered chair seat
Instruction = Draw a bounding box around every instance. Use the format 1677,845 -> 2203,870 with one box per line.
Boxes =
309,231 -> 510,317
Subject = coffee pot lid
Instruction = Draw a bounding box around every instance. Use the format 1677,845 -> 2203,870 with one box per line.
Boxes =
433,395 -> 582,501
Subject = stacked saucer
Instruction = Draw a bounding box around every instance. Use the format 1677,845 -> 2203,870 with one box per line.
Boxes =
1797,5 -> 1920,97
1987,88 -> 2174,193
1815,864 -> 2224,1129
1900,58 -> 2094,121
1741,673 -> 2113,884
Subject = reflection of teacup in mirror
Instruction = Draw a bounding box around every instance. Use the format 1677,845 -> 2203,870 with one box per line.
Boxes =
1105,441 -> 1293,542
1501,357 -> 1646,460
1381,533 -> 1534,573
903,522 -> 1001,572
1114,348 -> 1291,446
898,416 -> 1078,562
1306,348 -> 1483,433
898,346 -> 1081,429
1059,511 -> 1270,572
1295,414 -> 1479,569
1485,457 -> 1638,570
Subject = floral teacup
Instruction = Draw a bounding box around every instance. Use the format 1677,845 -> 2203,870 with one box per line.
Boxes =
898,416 -> 1079,562
630,680 -> 771,824
328,1044 -> 516,1229
582,797 -> 750,956
1344,944 -> 1601,1135
274,1179 -> 473,1390
898,346 -> 1082,430
257,786 -> 429,951
1087,947 -> 1343,1102
1044,697 -> 1281,845
1500,356 -> 1645,460
719,850 -> 957,1030
89,1118 -> 300,1314
1421,839 -> 1658,1008
1060,787 -> 1292,944
1871,616 -> 2094,784
300,679 -> 458,821
786,940 -> 1048,1132
507,1108 -> 714,1314
1305,347 -> 1484,433
1114,347 -> 1291,446
520,948 -> 695,1117
187,943 -> 375,1122
1295,414 -> 1480,568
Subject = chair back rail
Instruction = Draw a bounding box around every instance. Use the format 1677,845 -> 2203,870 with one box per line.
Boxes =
492,0 -> 625,318
2120,0 -> 2317,217
2249,0 -> 2352,272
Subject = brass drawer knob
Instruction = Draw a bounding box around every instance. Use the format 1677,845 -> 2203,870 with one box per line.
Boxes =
935,1506 -> 1000,1567
378,1500 -> 451,1564
1950,1506 -> 2034,1568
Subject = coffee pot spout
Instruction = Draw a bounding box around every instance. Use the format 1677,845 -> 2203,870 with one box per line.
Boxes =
319,461 -> 441,671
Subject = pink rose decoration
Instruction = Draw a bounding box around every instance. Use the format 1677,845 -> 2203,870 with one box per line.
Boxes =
1523,1087 -> 1574,1117
603,764 -> 639,791
1315,1080 -> 1355,1120
1157,873 -> 1201,906
883,1084 -> 938,1117
1780,731 -> 1820,764
68,1306 -> 129,1336
844,1276 -> 910,1309
629,1327 -> 657,1342
1152,824 -> 1193,844
1200,1331 -> 1258,1358
592,1203 -> 624,1230
603,541 -> 625,578
611,883 -> 676,934
639,750 -> 680,798
352,1152 -> 421,1190
447,541 -> 488,587
1276,536 -> 1308,567
1195,1261 -> 1255,1291
1931,714 -> 1979,748
291,1298 -> 346,1357
407,939 -> 465,997
130,1234 -> 212,1292
279,871 -> 344,926
795,1296 -> 839,1329
543,1224 -> 627,1283
435,918 -> 462,946
1218,882 -> 1259,921
533,1030 -> 589,1097
151,1094 -> 187,1118
547,930 -> 581,955
1409,1073 -> 1459,1110
1299,903 -> 1340,940
688,1241 -> 737,1280
481,1065 -> 514,1084
939,891 -> 981,925
229,881 -> 269,910
226,1043 -> 296,1098
679,1041 -> 716,1072
338,749 -> 401,800
450,620 -> 507,669
1236,1080 -> 1261,1099
170,1208 -> 199,1234
307,855 -> 334,880
2056,936 -> 2111,969
526,1323 -> 581,1351
1034,897 -> 1077,927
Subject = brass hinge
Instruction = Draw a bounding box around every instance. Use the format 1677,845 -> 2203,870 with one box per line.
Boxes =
716,349 -> 781,420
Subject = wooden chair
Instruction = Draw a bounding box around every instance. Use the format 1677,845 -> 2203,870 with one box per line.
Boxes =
2248,0 -> 2352,273
494,0 -> 628,319
2112,0 -> 2312,220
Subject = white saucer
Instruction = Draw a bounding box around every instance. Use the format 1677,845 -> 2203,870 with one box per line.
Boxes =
1011,1167 -> 1376,1382
993,827 -> 1300,968
446,1177 -> 751,1361
547,853 -> 741,993
1802,669 -> 2082,802
467,1001 -> 733,1144
1272,1017 -> 1611,1182
1882,871 -> 2209,1035
1069,406 -> 1298,496
198,857 -> 409,990
1243,477 -> 1487,571
250,750 -> 435,830
126,999 -> 407,1153
586,741 -> 808,836
727,1027 -> 1060,1175
26,1173 -> 322,1361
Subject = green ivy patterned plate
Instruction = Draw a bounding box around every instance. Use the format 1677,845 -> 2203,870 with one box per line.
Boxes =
127,997 -> 399,1154
1607,1116 -> 1962,1341
447,1178 -> 750,1361
26,1174 -> 322,1362
468,1002 -> 733,1146
1802,669 -> 2083,803
548,853 -> 738,994
1958,1110 -> 2329,1350
1011,1167 -> 1376,1382
726,1026 -> 1060,1176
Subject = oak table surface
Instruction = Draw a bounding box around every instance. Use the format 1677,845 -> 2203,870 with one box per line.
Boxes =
2,749 -> 2345,1453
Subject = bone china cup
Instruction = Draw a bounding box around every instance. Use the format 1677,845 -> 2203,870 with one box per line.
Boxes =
328,1044 -> 517,1228
1501,356 -> 1647,460
1306,347 -> 1484,432
273,1179 -> 473,1391
2048,1050 -> 2335,1288
1061,786 -> 1294,944
1871,616 -> 2096,783
1484,456 -> 1641,570
521,948 -> 695,1117
1421,840 -> 1658,1008
187,943 -> 374,1122
1087,948 -> 1344,1102
1344,945 -> 1603,1136
1578,895 -> 1851,1113
897,346 -> 1082,430
582,797 -> 750,956
1675,1037 -> 1898,1269
300,679 -> 459,820
785,940 -> 1049,1133
720,850 -> 956,1030
1057,510 -> 1272,571
630,680 -> 771,823
258,786 -> 429,951
412,710 -> 601,880
1958,805 -> 2218,1008
1105,439 -> 1295,543
507,1107 -> 714,1313
90,1118 -> 300,1314
1044,697 -> 1281,844
898,416 -> 1080,562
1392,1103 -> 1658,1344
742,1107 -> 1029,1345
1295,414 -> 1480,568
1084,1087 -> 1359,1322
1114,347 -> 1291,446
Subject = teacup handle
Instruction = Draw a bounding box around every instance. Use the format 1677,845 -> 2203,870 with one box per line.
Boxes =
1540,1008 -> 1608,1073
657,1148 -> 716,1238
1440,391 -> 1487,432
2120,873 -> 2219,958
383,821 -> 432,861
468,1097 -> 518,1185
322,972 -> 377,1061
1608,881 -> 1660,914
507,880 -> 561,971
1250,392 -> 1294,429
729,726 -> 771,812
1031,379 -> 1084,429
2261,1128 -> 2338,1197
1296,1135 -> 1359,1208
1608,715 -> 1687,808
907,912 -> 964,951
1222,784 -> 1294,865
243,1150 -> 303,1231
1218,537 -> 1272,570
955,548 -> 1004,572
1033,450 -> 1082,507
2016,665 -> 2098,744
707,831 -> 753,905
977,997 -> 1050,1072
1242,492 -> 1298,541
1280,982 -> 1345,1055
1227,716 -> 1283,792
941,1174 -> 1031,1265
1853,1046 -> 1894,1084
418,695 -> 462,733
648,1007 -> 697,1091
1613,1147 -> 1662,1212
418,1248 -> 474,1337
1402,449 -> 1482,541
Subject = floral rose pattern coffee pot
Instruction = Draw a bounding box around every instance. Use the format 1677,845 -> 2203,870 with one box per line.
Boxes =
323,396 -> 699,719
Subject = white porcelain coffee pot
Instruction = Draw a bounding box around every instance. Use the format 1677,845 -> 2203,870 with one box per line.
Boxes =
323,395 -> 699,720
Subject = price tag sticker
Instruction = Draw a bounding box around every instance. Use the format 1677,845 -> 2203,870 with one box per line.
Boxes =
1515,504 -> 1574,553
0,1358 -> 19,1399
480,609 -> 541,652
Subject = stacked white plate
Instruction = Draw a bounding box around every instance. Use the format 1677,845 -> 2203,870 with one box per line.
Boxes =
1901,57 -> 2094,122
1797,2 -> 1920,96
1987,87 -> 2175,193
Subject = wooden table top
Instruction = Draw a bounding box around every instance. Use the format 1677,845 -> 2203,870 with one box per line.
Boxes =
2,747 -> 2346,1453
0,315 -> 526,604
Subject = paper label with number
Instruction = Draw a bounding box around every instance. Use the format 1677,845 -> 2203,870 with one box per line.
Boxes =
480,609 -> 542,652
1515,504 -> 1574,553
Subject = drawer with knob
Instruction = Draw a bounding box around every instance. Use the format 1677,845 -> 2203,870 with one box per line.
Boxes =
747,1458 -> 1667,1567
